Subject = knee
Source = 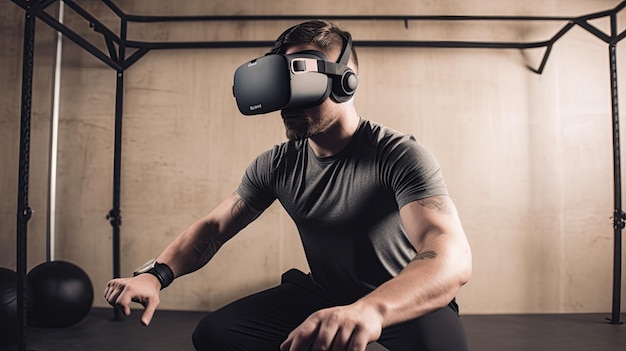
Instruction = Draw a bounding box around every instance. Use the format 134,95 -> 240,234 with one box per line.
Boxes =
192,313 -> 232,351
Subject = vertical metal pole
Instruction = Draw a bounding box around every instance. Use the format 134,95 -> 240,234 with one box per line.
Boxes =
109,69 -> 124,321
608,12 -> 623,325
107,17 -> 126,321
16,1 -> 37,349
47,0 -> 64,263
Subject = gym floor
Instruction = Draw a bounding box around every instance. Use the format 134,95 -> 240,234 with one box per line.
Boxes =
3,308 -> 624,351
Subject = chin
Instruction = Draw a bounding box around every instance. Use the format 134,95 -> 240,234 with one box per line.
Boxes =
285,129 -> 310,141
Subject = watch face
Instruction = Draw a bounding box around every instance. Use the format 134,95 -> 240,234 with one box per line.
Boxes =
135,259 -> 156,274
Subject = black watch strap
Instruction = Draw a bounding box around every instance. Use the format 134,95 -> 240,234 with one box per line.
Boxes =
145,262 -> 174,290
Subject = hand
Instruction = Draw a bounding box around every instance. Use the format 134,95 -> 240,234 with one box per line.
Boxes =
104,274 -> 161,326
280,302 -> 383,351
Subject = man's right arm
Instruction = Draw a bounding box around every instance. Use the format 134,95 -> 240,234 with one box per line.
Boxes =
104,191 -> 261,325
156,191 -> 261,277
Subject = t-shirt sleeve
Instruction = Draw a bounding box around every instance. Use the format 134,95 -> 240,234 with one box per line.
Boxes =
236,149 -> 277,211
381,135 -> 448,209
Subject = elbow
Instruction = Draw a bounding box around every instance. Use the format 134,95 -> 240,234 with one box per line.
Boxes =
446,245 -> 472,300
459,248 -> 472,286
457,266 -> 472,293
441,260 -> 471,312
457,245 -> 472,287
432,248 -> 472,310
441,258 -> 471,309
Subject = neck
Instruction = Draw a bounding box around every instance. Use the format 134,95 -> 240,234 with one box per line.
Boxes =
308,108 -> 360,157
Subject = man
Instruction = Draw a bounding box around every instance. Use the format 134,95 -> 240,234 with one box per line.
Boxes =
105,20 -> 472,351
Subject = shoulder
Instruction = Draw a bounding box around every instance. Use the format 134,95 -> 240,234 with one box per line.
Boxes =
359,119 -> 424,157
360,119 -> 416,144
251,138 -> 305,172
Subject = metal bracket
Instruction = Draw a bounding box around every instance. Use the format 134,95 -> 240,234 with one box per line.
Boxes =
106,208 -> 122,227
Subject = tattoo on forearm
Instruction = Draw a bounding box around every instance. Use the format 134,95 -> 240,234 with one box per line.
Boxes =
192,194 -> 258,264
413,250 -> 437,261
417,196 -> 453,214
194,235 -> 224,263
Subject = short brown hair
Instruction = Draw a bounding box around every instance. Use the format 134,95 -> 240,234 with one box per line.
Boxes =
276,20 -> 359,71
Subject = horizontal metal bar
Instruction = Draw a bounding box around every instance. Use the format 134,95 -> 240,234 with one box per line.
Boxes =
356,40 -> 550,49
10,0 -> 624,71
125,40 -> 275,50
124,14 -> 574,23
125,39 -> 551,51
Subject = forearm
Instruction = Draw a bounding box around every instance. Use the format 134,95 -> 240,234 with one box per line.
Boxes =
155,192 -> 260,279
356,243 -> 472,328
156,218 -> 226,279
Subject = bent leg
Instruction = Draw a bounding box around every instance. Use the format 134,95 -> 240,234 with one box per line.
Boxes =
192,269 -> 334,351
378,303 -> 469,351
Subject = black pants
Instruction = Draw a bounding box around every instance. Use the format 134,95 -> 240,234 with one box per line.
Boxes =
192,269 -> 469,351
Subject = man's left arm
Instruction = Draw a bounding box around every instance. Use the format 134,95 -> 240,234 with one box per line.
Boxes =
359,195 -> 472,325
280,195 -> 472,351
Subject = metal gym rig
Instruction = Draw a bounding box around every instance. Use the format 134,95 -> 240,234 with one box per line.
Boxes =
8,1 -> 626,350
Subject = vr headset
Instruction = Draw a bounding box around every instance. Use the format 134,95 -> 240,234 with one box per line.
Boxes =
232,25 -> 358,116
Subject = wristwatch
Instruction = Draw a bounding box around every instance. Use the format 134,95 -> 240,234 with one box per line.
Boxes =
133,258 -> 174,290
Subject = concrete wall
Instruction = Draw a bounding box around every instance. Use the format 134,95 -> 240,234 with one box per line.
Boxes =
1,0 -> 625,315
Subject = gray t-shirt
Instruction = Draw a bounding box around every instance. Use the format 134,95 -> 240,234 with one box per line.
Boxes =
237,119 -> 448,303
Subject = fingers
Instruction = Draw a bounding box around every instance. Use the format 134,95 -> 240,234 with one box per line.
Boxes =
103,277 -> 160,324
281,305 -> 381,351
115,289 -> 134,317
346,327 -> 369,351
280,321 -> 317,351
311,318 -> 339,350
103,280 -> 117,303
104,280 -> 126,312
105,280 -> 132,316
330,327 -> 353,351
282,326 -> 369,351
140,296 -> 159,326
322,327 -> 367,351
